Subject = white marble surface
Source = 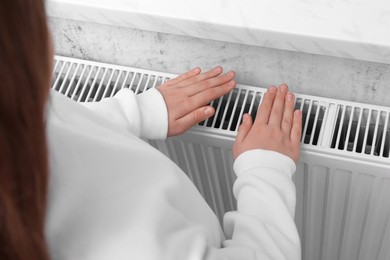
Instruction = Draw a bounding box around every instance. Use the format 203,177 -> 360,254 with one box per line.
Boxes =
47,0 -> 390,64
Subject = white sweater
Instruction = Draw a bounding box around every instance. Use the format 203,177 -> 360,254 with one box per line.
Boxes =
45,88 -> 301,260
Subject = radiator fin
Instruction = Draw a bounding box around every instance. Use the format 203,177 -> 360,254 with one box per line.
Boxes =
303,165 -> 330,260
359,177 -> 390,260
321,169 -> 352,260
51,59 -> 169,102
339,173 -> 375,260
331,106 -> 390,158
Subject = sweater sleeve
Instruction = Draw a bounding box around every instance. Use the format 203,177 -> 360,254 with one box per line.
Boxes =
206,149 -> 301,260
80,88 -> 168,140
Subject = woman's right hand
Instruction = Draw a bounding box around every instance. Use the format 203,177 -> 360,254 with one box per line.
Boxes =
157,66 -> 236,137
233,84 -> 302,163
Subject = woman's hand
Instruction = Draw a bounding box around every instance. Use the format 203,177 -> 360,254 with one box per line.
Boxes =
158,66 -> 236,137
233,84 -> 302,163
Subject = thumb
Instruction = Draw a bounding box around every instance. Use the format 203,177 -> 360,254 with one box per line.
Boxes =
172,106 -> 215,136
189,106 -> 215,125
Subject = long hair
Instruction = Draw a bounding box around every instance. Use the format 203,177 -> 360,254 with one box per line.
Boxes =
0,0 -> 51,259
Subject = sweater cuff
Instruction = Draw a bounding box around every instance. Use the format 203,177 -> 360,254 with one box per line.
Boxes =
233,150 -> 296,179
136,88 -> 168,140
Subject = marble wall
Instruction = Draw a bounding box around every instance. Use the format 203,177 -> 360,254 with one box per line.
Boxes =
49,18 -> 390,107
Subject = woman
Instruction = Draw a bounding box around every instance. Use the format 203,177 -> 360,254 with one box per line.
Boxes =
0,0 -> 302,259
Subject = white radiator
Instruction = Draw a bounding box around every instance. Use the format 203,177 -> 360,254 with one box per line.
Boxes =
51,56 -> 390,260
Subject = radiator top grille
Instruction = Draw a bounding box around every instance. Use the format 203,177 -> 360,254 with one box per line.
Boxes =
51,56 -> 390,162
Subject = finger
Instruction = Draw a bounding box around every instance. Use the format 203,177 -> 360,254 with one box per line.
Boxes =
186,71 -> 235,96
174,106 -> 215,135
291,110 -> 302,145
176,66 -> 223,88
254,86 -> 277,125
281,92 -> 295,136
268,84 -> 288,126
235,114 -> 253,144
189,80 -> 236,108
163,67 -> 201,87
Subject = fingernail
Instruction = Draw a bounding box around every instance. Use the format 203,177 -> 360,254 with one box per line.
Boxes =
294,110 -> 301,117
213,66 -> 222,73
280,84 -> 288,92
204,107 -> 214,116
287,92 -> 293,102
243,114 -> 249,124
192,67 -> 200,73
268,86 -> 277,93
227,71 -> 235,77
228,80 -> 236,87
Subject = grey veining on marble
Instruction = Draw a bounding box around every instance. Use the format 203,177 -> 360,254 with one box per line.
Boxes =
49,18 -> 390,107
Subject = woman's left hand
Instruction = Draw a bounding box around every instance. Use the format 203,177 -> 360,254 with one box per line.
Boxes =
158,66 -> 236,137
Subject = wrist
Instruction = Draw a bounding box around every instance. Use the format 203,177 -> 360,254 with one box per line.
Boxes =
233,149 -> 296,178
136,88 -> 168,139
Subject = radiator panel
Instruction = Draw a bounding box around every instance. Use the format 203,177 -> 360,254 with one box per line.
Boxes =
51,55 -> 390,260
296,152 -> 390,260
153,136 -> 390,260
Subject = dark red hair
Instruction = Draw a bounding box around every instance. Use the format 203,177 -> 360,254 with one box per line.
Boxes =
0,0 -> 51,259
